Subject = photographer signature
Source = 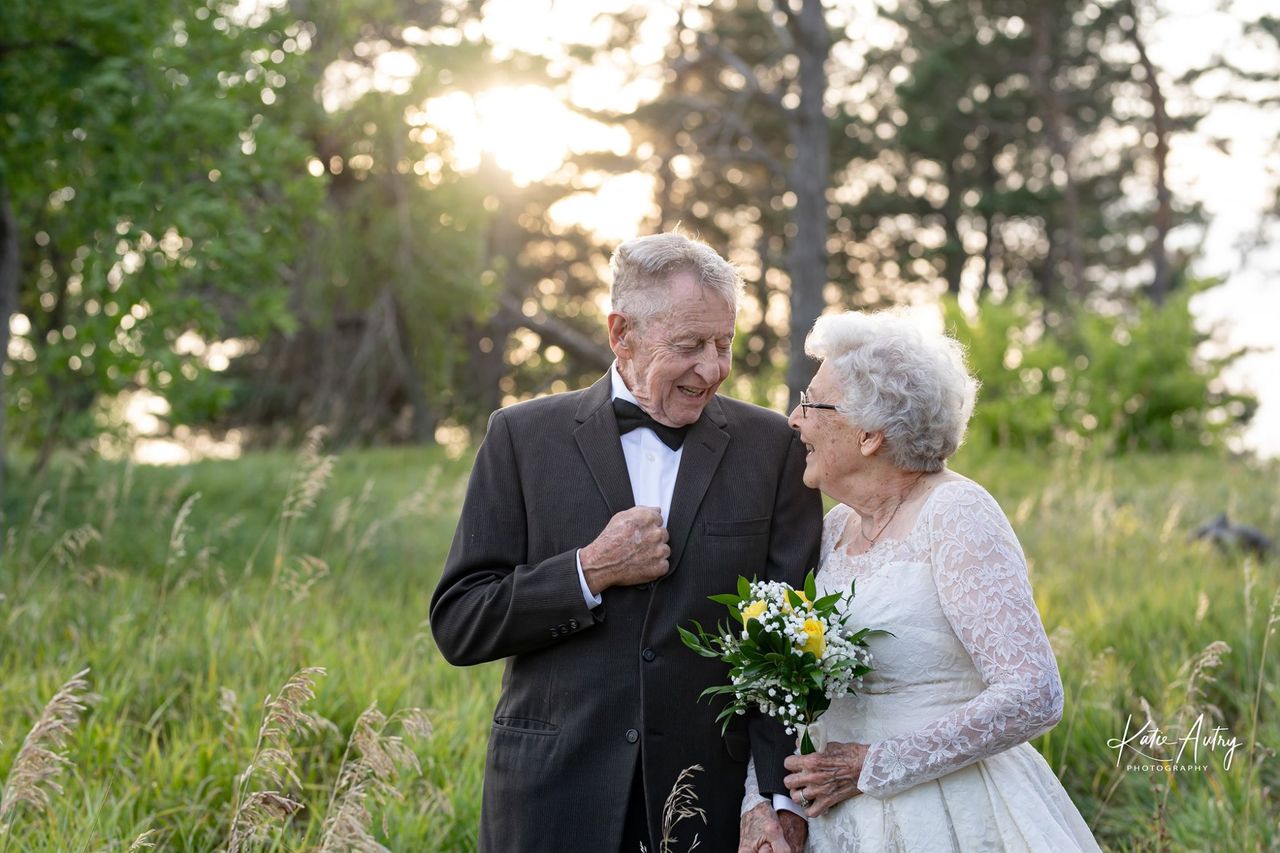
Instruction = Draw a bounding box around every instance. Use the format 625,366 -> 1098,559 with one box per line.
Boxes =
1107,712 -> 1241,770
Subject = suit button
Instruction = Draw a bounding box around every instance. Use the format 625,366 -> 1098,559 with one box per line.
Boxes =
625,728 -> 639,743
568,618 -> 579,630
558,623 -> 567,633
637,583 -> 651,591
549,627 -> 559,638
642,648 -> 656,662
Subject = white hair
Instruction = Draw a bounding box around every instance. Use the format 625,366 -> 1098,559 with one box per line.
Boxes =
806,309 -> 979,473
609,231 -> 744,325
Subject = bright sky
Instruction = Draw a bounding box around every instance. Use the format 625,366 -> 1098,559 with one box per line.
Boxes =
1150,0 -> 1280,457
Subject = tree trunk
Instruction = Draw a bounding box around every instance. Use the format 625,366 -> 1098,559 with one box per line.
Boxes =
1036,223 -> 1057,302
1031,2 -> 1085,300
1123,4 -> 1173,304
0,185 -> 18,511
979,134 -> 1000,300
941,160 -> 964,296
783,0 -> 831,410
389,131 -> 435,441
979,212 -> 995,301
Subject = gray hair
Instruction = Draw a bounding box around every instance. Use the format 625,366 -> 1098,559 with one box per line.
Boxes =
609,231 -> 744,325
806,310 -> 979,473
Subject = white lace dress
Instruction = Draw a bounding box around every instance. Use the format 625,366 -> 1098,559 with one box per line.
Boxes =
748,479 -> 1099,852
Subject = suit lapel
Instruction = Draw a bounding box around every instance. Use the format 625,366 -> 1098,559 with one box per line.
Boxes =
573,373 -> 635,516
665,396 -> 730,576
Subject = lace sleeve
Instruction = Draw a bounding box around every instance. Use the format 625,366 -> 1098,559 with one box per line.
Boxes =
856,482 -> 1064,799
741,755 -> 765,815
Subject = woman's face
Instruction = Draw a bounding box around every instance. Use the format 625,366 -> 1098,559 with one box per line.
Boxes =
787,361 -> 864,492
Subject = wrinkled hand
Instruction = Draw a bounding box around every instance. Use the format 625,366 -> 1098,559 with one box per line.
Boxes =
777,809 -> 807,852
783,741 -> 869,817
579,506 -> 669,594
738,802 -> 802,853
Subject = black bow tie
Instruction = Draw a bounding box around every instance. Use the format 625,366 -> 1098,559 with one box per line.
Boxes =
612,398 -> 691,450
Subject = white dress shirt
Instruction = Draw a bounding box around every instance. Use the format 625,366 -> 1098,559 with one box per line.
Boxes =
574,364 -> 683,608
573,365 -> 803,820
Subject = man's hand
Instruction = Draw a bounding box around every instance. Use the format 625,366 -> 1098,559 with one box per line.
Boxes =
579,506 -> 670,594
777,810 -> 807,852
738,802 -> 801,853
783,741 -> 869,817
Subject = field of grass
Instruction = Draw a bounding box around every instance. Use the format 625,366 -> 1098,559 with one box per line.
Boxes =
1,435 -> 1277,851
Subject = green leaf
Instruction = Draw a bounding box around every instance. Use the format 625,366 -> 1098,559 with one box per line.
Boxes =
709,595 -> 746,622
737,575 -> 752,600
804,570 -> 818,602
701,685 -> 740,698
678,625 -> 721,657
813,592 -> 843,611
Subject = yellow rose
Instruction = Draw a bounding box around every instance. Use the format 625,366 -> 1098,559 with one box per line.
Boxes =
742,599 -> 767,624
801,618 -> 825,657
782,590 -> 809,614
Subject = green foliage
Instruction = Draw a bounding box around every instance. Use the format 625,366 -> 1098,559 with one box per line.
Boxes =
248,1 -> 502,428
946,285 -> 1256,453
1,0 -> 322,455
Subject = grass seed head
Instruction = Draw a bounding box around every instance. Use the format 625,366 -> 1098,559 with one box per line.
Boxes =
0,668 -> 93,822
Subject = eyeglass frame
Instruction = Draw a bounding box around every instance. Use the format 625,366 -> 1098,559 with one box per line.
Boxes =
798,389 -> 841,418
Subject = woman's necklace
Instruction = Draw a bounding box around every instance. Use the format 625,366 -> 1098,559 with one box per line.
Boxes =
862,473 -> 926,544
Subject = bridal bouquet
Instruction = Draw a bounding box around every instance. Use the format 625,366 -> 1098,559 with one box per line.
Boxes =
678,572 -> 881,754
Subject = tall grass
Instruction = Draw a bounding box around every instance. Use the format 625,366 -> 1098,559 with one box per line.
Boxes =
0,440 -> 1277,850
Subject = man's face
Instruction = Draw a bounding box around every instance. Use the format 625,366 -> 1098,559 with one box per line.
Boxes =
610,272 -> 735,427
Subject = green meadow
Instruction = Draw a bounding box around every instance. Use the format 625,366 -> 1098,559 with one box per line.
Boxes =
1,439 -> 1277,851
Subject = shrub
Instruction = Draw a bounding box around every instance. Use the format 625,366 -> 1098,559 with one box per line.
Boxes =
945,283 -> 1256,454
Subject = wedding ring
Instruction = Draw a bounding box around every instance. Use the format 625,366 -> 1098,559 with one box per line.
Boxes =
796,793 -> 811,808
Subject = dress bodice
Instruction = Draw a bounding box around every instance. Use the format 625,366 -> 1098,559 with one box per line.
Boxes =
813,479 -> 1064,798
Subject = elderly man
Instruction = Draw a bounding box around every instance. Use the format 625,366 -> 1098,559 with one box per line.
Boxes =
430,231 -> 821,852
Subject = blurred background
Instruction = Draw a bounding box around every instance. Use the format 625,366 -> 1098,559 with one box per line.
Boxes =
2,0 -> 1278,481
2,1 -> 1279,850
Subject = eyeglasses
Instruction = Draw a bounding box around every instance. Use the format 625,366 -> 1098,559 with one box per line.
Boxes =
799,389 -> 841,418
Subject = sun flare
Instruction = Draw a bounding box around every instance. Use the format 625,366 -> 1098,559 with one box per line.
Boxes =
422,85 -> 628,187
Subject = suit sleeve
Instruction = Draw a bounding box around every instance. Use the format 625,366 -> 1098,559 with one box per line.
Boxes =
750,429 -> 824,797
429,409 -> 599,666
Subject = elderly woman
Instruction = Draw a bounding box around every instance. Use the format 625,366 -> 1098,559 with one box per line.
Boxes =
744,310 -> 1098,852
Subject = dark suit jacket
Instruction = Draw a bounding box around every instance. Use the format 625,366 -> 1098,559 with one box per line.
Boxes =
430,373 -> 822,852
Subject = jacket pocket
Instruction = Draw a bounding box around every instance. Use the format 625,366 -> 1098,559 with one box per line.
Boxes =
493,716 -> 560,736
704,516 -> 770,538
487,717 -> 561,778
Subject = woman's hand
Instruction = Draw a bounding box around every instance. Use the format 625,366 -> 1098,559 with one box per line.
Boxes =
783,741 -> 869,817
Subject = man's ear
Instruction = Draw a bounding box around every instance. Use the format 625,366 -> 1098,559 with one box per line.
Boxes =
607,312 -> 631,359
